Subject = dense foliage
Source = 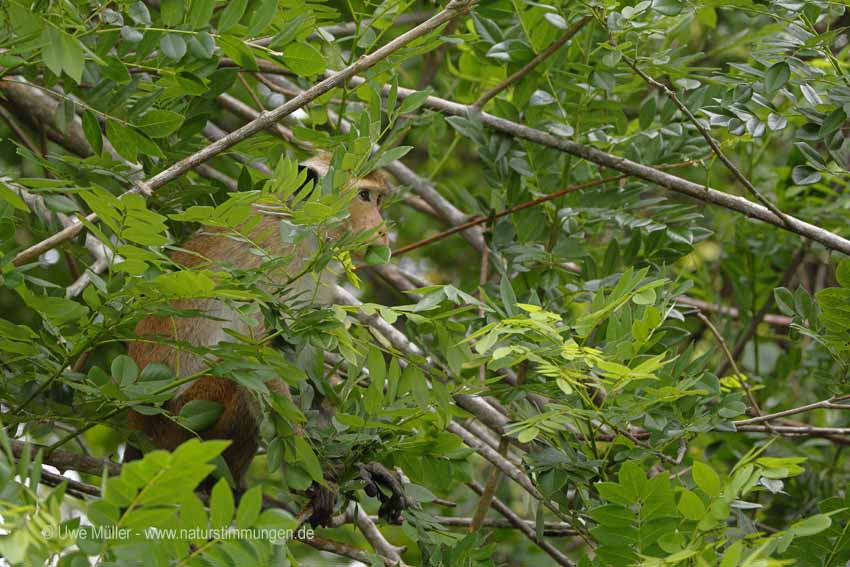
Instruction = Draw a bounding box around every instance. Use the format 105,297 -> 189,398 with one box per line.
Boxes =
2,0 -> 850,565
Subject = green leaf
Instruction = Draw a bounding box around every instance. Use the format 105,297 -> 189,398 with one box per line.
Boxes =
293,437 -> 324,484
247,0 -> 278,36
189,31 -> 216,59
791,165 -> 821,186
218,0 -> 248,32
210,478 -> 234,529
653,0 -> 683,16
140,363 -> 172,382
774,287 -> 795,315
189,0 -> 215,29
639,96 -> 656,129
112,355 -> 139,386
82,111 -> 104,155
19,289 -> 89,326
0,182 -> 30,212
819,108 -> 846,137
764,62 -> 790,93
236,485 -> 263,528
398,89 -> 432,115
160,0 -> 185,25
789,514 -> 831,537
364,370 -> 384,415
517,427 -> 540,443
692,462 -> 721,497
283,42 -> 327,76
42,28 -> 84,84
179,400 -> 224,432
373,146 -> 413,170
128,1 -> 152,25
363,245 -> 392,265
837,260 -> 850,288
217,35 -> 257,71
367,346 -> 387,384
137,110 -> 184,138
678,489 -> 706,520
106,120 -> 139,162
632,288 -> 656,305
160,34 -> 187,60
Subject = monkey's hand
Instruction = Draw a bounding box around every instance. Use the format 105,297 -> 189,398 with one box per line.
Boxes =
305,481 -> 338,527
359,462 -> 408,525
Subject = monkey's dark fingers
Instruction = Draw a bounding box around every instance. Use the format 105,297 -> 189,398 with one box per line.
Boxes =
358,462 -> 408,525
306,481 -> 338,527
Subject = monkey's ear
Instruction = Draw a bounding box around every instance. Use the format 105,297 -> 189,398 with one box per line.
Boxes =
296,154 -> 330,196
296,163 -> 320,192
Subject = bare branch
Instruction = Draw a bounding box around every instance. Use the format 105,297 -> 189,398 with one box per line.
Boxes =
732,424 -> 850,436
468,481 -> 578,567
734,394 -> 850,425
349,502 -> 408,566
10,440 -> 121,476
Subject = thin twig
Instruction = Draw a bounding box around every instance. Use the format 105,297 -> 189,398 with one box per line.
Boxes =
468,481 -> 578,567
734,394 -> 850,425
697,312 -> 763,416
474,16 -> 591,109
716,246 -> 807,376
436,515 -> 575,536
237,73 -> 266,112
621,54 -> 792,227
394,159 -> 700,256
674,296 -> 791,327
732,424 -> 850,436
468,438 -> 507,532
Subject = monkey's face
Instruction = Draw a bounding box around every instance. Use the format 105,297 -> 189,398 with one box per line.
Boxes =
347,179 -> 389,250
299,155 -> 389,254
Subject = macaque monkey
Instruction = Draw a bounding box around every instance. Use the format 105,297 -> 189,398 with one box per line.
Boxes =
124,155 -> 389,504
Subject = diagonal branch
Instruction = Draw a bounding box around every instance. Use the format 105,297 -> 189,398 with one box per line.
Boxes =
9,0 -> 476,268
329,76 -> 850,255
621,54 -> 793,227
468,481 -> 578,567
474,15 -> 591,109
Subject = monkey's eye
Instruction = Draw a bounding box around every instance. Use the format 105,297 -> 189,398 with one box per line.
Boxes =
358,190 -> 372,202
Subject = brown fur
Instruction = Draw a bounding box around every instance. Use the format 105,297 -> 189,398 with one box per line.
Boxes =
126,159 -> 388,490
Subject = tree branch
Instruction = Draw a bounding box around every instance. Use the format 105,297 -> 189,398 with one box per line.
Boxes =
9,0 -> 477,267
474,16 -> 591,109
332,76 -> 850,256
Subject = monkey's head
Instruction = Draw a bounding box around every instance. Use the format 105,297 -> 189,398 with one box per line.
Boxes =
300,155 -> 389,250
